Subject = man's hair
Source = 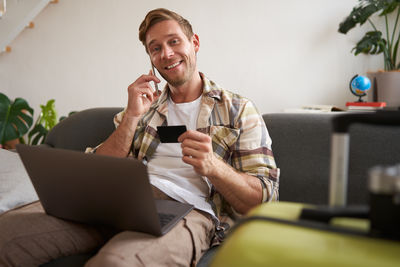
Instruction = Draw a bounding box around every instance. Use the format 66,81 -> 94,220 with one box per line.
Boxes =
139,8 -> 194,48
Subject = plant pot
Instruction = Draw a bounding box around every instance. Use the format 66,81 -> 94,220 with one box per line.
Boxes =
3,138 -> 20,150
367,71 -> 400,108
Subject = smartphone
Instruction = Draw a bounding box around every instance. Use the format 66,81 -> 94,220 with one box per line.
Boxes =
151,63 -> 159,96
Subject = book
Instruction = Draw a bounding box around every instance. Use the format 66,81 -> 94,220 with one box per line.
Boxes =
284,105 -> 345,113
346,102 -> 386,110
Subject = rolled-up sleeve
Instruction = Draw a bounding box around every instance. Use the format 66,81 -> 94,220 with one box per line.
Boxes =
231,100 -> 279,202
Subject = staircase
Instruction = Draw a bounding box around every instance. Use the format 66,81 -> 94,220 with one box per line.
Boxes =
0,0 -> 57,53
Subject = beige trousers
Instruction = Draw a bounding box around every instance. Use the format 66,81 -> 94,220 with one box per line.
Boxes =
0,188 -> 215,267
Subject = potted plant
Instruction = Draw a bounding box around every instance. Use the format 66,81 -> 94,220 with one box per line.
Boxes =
27,99 -> 58,145
0,93 -> 58,149
339,0 -> 400,107
0,93 -> 34,149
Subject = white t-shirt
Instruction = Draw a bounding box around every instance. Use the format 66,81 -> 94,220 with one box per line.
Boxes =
147,95 -> 216,219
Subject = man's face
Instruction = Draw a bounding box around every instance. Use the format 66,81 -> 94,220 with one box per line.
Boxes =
146,20 -> 199,88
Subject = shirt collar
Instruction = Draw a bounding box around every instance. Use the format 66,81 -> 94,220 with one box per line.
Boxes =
200,72 -> 222,101
153,72 -> 222,114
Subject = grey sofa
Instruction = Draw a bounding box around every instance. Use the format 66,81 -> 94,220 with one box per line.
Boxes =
40,108 -> 400,266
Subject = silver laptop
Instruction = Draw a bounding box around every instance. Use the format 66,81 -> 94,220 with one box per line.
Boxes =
16,144 -> 194,236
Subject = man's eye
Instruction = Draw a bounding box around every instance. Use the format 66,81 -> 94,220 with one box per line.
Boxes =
170,39 -> 179,45
151,46 -> 160,53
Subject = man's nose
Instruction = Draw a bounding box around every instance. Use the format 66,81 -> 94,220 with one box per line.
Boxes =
161,45 -> 174,59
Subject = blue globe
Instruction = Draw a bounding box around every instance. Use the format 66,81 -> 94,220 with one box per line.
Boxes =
350,75 -> 371,97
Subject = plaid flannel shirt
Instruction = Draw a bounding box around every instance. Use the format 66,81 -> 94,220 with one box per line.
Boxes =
95,73 -> 279,243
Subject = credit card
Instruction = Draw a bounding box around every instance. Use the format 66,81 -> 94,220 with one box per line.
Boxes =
157,125 -> 187,143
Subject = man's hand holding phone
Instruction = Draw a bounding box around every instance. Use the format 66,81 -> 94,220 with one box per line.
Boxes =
125,70 -> 161,118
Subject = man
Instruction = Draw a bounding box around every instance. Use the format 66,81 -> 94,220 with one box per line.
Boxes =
0,8 -> 279,267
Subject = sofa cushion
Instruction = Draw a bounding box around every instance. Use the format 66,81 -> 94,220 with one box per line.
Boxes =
0,149 -> 38,215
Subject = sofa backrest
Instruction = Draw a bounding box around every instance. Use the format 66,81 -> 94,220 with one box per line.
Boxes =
45,108 -> 400,205
44,107 -> 123,151
263,113 -> 334,205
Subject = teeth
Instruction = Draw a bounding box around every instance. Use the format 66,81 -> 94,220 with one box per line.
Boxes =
166,61 -> 181,69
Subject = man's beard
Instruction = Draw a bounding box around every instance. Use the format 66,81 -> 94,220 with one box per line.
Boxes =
160,71 -> 190,87
159,58 -> 196,87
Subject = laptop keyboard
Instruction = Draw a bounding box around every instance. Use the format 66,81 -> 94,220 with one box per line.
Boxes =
158,213 -> 176,227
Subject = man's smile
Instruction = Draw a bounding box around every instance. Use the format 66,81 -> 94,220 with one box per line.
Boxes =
165,60 -> 183,70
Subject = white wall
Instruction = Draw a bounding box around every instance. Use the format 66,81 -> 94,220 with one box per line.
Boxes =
0,0 -> 383,118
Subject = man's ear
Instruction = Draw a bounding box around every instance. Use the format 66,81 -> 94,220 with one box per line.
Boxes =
192,34 -> 200,52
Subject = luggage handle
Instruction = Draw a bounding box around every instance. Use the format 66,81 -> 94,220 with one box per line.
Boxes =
329,111 -> 400,207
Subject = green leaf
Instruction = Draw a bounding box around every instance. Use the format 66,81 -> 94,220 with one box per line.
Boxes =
338,2 -> 381,33
379,0 -> 400,16
360,3 -> 381,24
28,124 -> 48,145
27,99 -> 58,145
352,31 -> 386,55
0,93 -> 34,145
38,99 -> 57,130
338,0 -> 400,33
